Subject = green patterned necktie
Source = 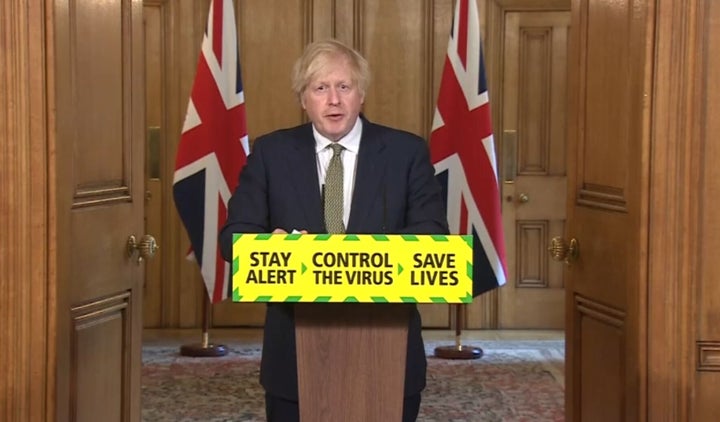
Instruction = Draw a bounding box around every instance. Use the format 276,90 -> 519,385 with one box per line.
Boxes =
324,143 -> 345,234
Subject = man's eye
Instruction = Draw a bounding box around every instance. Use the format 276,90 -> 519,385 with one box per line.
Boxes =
314,85 -> 327,92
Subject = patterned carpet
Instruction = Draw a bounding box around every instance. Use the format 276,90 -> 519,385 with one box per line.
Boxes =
142,340 -> 564,421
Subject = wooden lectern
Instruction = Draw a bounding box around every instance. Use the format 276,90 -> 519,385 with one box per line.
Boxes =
295,303 -> 411,422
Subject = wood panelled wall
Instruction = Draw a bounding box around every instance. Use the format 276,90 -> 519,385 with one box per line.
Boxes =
694,2 -> 720,418
142,0 -> 503,329
0,1 -> 54,421
3,0 -> 720,421
648,0 -> 720,420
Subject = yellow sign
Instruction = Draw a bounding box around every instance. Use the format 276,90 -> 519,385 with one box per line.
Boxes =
231,234 -> 473,303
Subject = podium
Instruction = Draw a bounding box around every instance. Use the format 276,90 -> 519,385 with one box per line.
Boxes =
231,234 -> 475,421
295,303 -> 410,422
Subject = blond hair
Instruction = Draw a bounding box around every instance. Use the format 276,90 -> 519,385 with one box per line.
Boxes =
291,39 -> 370,99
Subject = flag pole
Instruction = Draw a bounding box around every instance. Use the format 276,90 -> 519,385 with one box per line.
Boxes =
180,291 -> 228,357
434,304 -> 482,359
430,0 -> 505,360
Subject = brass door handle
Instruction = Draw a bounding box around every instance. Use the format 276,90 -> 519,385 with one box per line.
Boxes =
518,193 -> 529,203
549,237 -> 579,266
127,234 -> 159,264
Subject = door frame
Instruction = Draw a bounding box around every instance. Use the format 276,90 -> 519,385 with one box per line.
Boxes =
646,0 -> 703,419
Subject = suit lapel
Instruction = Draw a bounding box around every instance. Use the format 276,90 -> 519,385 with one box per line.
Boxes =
347,121 -> 386,232
285,124 -> 325,232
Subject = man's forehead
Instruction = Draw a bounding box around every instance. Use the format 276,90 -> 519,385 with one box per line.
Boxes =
309,71 -> 354,84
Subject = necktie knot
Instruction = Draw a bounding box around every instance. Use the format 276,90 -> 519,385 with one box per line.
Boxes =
329,143 -> 344,156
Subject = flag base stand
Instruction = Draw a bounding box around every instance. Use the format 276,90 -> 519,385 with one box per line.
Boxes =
433,304 -> 483,360
180,340 -> 228,357
179,293 -> 228,358
434,344 -> 483,360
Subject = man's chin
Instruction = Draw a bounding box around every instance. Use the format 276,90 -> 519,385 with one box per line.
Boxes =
320,126 -> 349,141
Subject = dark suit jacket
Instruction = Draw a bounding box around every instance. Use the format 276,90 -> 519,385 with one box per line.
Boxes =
219,118 -> 449,400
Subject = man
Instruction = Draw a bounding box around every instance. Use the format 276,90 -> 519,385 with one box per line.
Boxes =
219,39 -> 449,422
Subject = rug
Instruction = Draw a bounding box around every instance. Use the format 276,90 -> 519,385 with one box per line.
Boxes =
142,340 -> 564,422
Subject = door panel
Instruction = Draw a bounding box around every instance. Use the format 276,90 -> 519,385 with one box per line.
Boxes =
54,0 -> 145,420
499,11 -> 570,329
565,0 -> 649,420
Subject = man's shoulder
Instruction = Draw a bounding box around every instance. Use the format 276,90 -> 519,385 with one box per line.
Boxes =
253,123 -> 313,148
363,119 -> 424,143
362,119 -> 427,153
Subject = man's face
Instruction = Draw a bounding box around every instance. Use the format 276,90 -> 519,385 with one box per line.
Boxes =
301,57 -> 364,141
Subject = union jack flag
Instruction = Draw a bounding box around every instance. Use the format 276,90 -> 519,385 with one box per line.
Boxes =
173,0 -> 249,303
430,0 -> 507,295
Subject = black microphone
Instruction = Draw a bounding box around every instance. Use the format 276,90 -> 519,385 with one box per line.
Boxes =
321,184 -> 326,229
382,184 -> 387,233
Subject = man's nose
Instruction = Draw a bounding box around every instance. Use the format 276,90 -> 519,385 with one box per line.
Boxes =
327,87 -> 341,105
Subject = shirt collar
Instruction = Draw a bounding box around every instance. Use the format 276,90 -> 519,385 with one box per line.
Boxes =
313,117 -> 363,154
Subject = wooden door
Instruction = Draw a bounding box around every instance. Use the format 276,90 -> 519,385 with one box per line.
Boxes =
54,0 -> 147,421
498,10 -> 569,329
564,0 -> 649,420
212,0 -> 314,327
